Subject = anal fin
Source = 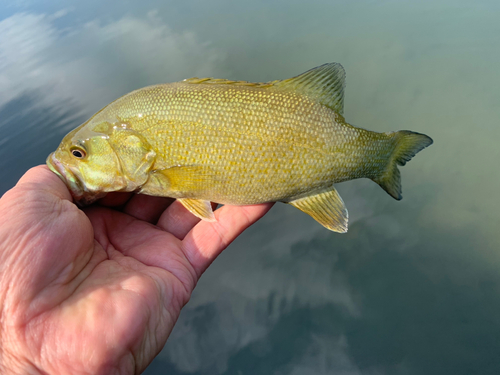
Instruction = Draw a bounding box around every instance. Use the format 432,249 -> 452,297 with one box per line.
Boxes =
178,198 -> 216,222
287,187 -> 348,233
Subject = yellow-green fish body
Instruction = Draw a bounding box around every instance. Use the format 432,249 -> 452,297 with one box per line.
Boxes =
47,63 -> 432,232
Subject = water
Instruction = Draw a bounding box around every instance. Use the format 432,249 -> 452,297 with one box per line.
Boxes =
1,1 -> 500,374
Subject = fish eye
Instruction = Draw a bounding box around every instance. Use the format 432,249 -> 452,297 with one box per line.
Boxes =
70,146 -> 86,159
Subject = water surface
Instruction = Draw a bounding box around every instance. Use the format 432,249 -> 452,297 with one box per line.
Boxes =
1,1 -> 499,374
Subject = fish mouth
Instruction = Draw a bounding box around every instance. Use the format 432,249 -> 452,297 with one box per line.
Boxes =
46,153 -> 107,206
46,153 -> 86,203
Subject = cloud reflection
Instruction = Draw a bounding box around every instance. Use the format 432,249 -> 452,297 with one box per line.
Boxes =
0,10 -> 223,193
0,11 -> 223,114
147,208 -> 500,375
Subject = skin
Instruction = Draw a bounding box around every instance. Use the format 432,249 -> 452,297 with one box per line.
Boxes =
0,165 -> 273,375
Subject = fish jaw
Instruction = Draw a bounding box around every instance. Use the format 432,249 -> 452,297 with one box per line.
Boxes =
46,152 -> 83,197
46,153 -> 104,206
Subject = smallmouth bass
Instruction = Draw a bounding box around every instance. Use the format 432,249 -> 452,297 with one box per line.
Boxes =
47,63 -> 432,232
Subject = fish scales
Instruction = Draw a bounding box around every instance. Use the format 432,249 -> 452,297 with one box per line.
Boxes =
47,63 -> 433,232
110,83 -> 375,201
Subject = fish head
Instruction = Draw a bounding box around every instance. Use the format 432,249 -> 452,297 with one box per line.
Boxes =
47,118 -> 156,205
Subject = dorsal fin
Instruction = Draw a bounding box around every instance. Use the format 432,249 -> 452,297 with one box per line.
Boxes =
272,63 -> 346,115
184,62 -> 346,115
183,77 -> 274,88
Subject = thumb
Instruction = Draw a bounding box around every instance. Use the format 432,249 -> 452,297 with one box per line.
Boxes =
0,165 -> 94,316
16,165 -> 73,202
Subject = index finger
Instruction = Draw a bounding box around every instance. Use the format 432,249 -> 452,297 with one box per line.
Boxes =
181,202 -> 274,276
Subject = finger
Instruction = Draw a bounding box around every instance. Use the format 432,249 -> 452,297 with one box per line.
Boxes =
182,203 -> 274,276
3,166 -> 97,306
85,206 -> 194,284
123,194 -> 175,223
16,165 -> 73,202
156,199 -> 203,240
98,192 -> 133,207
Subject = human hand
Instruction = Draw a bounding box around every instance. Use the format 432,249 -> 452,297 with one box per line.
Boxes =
0,166 -> 273,375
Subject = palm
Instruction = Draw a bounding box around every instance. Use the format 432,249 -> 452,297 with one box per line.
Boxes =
0,166 -> 272,375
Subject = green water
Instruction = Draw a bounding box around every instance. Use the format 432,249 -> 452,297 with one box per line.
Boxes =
1,1 -> 499,374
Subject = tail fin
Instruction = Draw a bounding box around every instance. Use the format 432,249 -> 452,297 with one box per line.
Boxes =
373,131 -> 433,200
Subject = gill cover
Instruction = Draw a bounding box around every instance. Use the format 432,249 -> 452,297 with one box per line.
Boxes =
106,128 -> 157,190
62,123 -> 157,200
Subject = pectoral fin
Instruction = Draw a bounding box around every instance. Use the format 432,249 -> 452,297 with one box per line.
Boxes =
160,165 -> 218,192
178,198 -> 216,221
140,165 -> 218,196
287,187 -> 348,233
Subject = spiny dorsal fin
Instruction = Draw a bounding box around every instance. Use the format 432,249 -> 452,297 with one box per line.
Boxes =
272,63 -> 346,115
184,63 -> 346,114
184,77 -> 274,88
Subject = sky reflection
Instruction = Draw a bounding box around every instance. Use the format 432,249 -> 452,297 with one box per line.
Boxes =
1,1 -> 500,374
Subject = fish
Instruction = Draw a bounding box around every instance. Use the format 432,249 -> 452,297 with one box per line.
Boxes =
46,63 -> 433,232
